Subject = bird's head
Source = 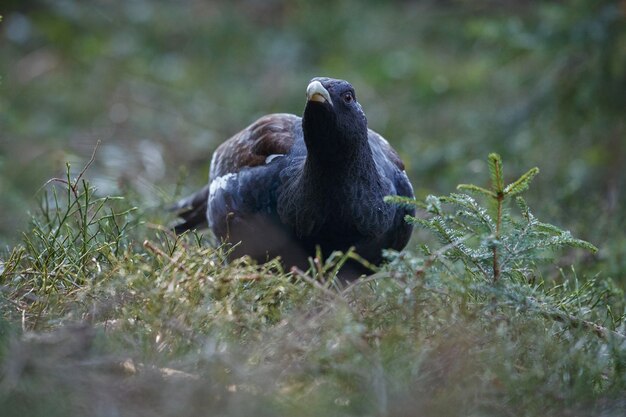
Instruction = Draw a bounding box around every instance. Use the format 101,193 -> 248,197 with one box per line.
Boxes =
302,77 -> 368,162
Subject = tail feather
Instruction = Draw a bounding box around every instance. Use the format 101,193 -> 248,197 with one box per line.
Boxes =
170,185 -> 210,234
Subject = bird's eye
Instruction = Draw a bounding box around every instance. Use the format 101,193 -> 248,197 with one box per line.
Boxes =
343,92 -> 354,103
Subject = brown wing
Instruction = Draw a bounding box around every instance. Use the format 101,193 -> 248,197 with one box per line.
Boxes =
367,129 -> 405,171
209,113 -> 301,180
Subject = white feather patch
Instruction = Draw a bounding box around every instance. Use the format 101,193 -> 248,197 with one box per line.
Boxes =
209,173 -> 237,198
265,154 -> 284,164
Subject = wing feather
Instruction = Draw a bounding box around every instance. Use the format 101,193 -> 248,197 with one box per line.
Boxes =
173,113 -> 300,234
209,113 -> 301,180
367,129 -> 405,171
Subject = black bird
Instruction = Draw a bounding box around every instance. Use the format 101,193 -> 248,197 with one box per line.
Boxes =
173,77 -> 414,277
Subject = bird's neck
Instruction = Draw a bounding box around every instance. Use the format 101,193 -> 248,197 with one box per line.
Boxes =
276,121 -> 387,238
301,106 -> 370,168
303,121 -> 373,168
278,142 -> 388,239
302,131 -> 377,187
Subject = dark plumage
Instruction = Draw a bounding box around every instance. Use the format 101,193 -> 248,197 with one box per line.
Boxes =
173,77 -> 415,278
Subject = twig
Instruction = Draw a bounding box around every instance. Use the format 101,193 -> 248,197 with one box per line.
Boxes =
544,309 -> 625,341
143,239 -> 193,277
341,270 -> 390,295
143,239 -> 261,283
39,140 -> 102,197
291,267 -> 348,305
145,222 -> 181,242
74,139 -> 101,189
220,273 -> 266,282
527,296 -> 625,341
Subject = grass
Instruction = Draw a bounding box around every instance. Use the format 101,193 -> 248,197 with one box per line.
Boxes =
1,1 -> 625,415
1,155 -> 625,417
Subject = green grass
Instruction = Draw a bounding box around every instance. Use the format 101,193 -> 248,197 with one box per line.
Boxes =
1,156 -> 624,417
1,1 -> 626,415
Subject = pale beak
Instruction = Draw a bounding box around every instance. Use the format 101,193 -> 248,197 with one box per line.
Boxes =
306,80 -> 333,105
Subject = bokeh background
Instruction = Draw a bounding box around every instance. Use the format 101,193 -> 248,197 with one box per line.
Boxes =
1,0 -> 624,283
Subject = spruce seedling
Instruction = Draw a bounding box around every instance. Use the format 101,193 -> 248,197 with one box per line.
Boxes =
388,153 -> 597,284
457,153 -> 539,281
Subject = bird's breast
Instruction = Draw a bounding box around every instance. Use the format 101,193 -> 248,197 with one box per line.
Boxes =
276,174 -> 395,241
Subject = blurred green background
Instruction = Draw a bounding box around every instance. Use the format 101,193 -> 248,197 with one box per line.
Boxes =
1,0 -> 624,282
